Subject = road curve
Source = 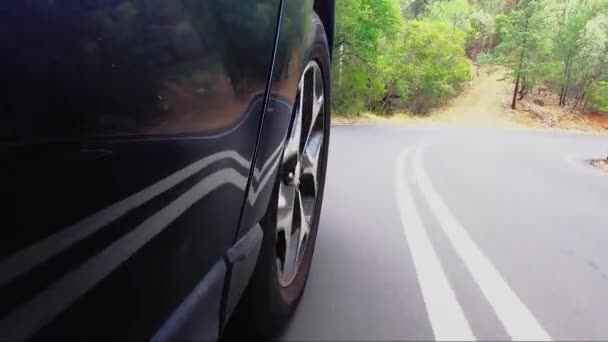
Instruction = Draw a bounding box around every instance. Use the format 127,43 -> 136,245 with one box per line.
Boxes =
282,124 -> 608,341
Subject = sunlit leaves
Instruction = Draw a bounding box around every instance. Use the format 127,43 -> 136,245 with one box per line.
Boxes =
334,0 -> 471,115
334,0 -> 608,115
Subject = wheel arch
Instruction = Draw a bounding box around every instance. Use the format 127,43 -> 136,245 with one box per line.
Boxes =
314,0 -> 335,59
220,3 -> 332,337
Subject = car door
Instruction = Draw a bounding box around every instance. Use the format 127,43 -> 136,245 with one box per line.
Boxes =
0,0 -> 280,339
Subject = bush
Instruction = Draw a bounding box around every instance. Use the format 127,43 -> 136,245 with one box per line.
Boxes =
401,21 -> 472,113
589,81 -> 608,112
331,0 -> 472,116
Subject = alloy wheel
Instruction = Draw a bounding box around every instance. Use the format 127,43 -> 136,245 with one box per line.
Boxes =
275,60 -> 325,287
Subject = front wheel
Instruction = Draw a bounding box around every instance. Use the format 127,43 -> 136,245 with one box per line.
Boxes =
228,13 -> 331,339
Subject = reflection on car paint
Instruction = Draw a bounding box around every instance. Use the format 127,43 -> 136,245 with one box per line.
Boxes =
0,0 -> 285,339
1,0 -> 281,138
0,141 -> 284,340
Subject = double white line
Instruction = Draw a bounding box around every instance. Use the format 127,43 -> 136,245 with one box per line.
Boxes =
395,144 -> 552,341
0,145 -> 283,340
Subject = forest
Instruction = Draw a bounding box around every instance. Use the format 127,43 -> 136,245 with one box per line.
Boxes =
332,0 -> 608,116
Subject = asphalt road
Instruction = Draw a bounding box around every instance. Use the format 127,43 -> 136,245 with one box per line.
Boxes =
282,124 -> 608,341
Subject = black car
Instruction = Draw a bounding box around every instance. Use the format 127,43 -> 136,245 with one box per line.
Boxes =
0,0 -> 334,339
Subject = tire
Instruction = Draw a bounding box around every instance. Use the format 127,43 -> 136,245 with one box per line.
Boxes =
224,13 -> 331,340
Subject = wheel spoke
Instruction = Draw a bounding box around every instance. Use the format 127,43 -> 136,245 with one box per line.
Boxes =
276,182 -> 296,272
300,66 -> 324,198
275,61 -> 325,287
300,133 -> 322,197
283,83 -> 303,165
277,183 -> 296,233
313,95 -> 324,129
302,69 -> 324,153
295,189 -> 311,260
310,64 -> 324,136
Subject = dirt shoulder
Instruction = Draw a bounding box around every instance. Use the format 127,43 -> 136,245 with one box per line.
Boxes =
590,158 -> 608,172
334,68 -> 608,135
498,77 -> 608,134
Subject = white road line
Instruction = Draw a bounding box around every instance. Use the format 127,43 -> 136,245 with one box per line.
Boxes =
412,146 -> 552,341
395,147 -> 475,341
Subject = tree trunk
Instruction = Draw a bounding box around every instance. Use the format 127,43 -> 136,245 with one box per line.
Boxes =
572,92 -> 581,110
512,48 -> 526,109
518,77 -> 527,100
338,43 -> 344,87
512,73 -> 520,110
562,73 -> 571,106
583,98 -> 588,112
560,57 -> 573,106
559,54 -> 570,106
518,86 -> 526,100
575,91 -> 586,110
512,13 -> 529,110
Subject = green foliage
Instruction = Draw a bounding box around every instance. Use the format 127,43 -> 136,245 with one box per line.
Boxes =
402,21 -> 472,113
424,0 -> 473,33
494,0 -> 553,81
571,11 -> 608,110
488,0 -> 608,110
402,0 -> 433,19
335,0 -> 402,61
474,0 -> 506,15
334,0 -> 472,115
589,81 -> 608,111
334,0 -> 608,115
333,0 -> 403,114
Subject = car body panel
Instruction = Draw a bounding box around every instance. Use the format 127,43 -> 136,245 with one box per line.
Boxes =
0,0 -> 280,339
235,0 -> 315,241
152,259 -> 227,342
